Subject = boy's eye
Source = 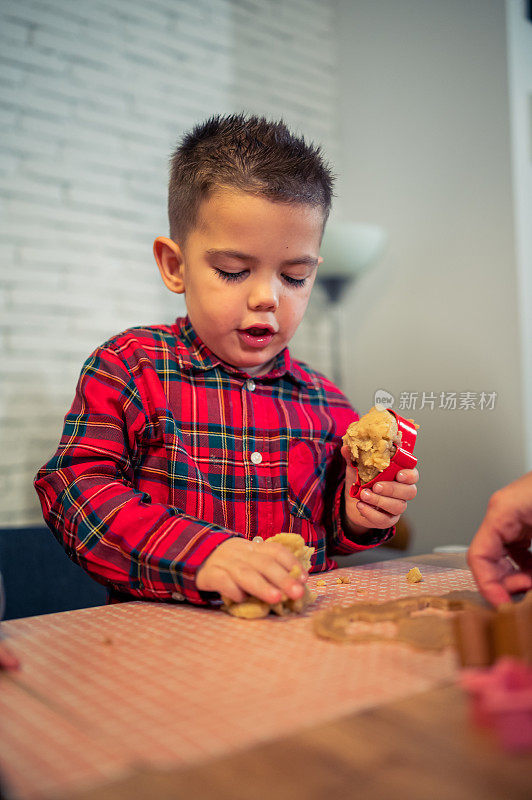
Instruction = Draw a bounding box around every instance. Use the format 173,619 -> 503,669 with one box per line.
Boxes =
214,267 -> 247,282
282,274 -> 307,287
214,267 -> 307,287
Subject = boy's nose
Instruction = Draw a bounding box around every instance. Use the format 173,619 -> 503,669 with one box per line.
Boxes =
248,279 -> 279,311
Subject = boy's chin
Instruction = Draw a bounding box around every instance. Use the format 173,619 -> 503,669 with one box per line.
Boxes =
244,363 -> 274,377
237,354 -> 278,377
218,337 -> 285,375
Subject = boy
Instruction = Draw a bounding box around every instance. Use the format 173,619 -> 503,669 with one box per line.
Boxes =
35,114 -> 418,609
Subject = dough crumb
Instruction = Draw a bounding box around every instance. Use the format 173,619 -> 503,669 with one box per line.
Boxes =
406,567 -> 423,584
335,575 -> 352,585
316,579 -> 326,587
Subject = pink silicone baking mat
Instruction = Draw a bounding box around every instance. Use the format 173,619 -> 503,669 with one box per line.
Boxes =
0,559 -> 478,800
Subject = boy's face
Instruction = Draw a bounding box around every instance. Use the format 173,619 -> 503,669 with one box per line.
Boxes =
156,189 -> 323,376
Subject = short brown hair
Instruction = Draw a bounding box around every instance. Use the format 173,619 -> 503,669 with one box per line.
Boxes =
168,113 -> 334,244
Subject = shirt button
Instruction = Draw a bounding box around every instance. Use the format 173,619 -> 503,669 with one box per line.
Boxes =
246,379 -> 256,391
250,451 -> 262,465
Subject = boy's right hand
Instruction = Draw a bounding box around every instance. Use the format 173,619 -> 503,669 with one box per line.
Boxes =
195,537 -> 308,605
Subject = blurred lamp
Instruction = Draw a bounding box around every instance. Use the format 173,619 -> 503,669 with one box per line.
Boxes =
318,220 -> 388,302
317,221 -> 388,385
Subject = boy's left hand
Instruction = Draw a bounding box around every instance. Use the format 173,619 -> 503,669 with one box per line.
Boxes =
341,445 -> 419,535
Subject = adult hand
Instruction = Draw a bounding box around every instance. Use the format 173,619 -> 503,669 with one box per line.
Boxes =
196,536 -> 307,604
467,471 -> 532,605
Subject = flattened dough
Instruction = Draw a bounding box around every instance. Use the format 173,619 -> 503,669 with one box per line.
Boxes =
312,591 -> 483,651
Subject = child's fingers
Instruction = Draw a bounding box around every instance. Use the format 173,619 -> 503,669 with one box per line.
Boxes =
195,538 -> 306,604
262,542 -> 308,582
356,501 -> 399,529
372,481 -> 417,501
252,556 -> 307,598
232,562 -> 303,605
359,488 -> 406,517
396,468 -> 419,484
251,545 -> 308,600
197,565 -> 247,603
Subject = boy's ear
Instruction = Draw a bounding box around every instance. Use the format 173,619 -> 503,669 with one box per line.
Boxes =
153,236 -> 186,294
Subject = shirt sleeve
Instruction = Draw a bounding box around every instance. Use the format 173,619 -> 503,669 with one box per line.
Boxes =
34,346 -> 239,606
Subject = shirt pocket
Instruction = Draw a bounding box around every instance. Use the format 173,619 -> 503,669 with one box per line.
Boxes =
134,429 -> 224,519
287,438 -> 337,524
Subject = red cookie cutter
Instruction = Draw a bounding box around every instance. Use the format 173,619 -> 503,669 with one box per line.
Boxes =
349,408 -> 418,499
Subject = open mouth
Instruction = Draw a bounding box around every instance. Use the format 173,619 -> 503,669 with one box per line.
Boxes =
243,327 -> 272,337
237,326 -> 275,348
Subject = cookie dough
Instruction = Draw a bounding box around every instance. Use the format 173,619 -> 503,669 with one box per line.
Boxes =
406,567 -> 423,584
343,406 -> 402,483
224,598 -> 271,619
222,533 -> 316,619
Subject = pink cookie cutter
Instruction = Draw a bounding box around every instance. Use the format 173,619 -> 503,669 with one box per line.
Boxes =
349,408 -> 418,499
460,658 -> 532,752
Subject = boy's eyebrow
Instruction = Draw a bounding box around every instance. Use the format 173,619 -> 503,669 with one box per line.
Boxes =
205,249 -> 319,268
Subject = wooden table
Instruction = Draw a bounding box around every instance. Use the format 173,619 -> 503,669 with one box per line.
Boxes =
1,554 -> 530,800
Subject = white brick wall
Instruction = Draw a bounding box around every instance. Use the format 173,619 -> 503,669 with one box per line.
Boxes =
0,0 -> 339,525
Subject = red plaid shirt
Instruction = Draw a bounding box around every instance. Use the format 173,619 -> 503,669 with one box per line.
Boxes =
35,317 -> 393,605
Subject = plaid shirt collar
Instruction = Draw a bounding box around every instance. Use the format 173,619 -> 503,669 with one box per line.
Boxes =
174,316 -> 312,386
